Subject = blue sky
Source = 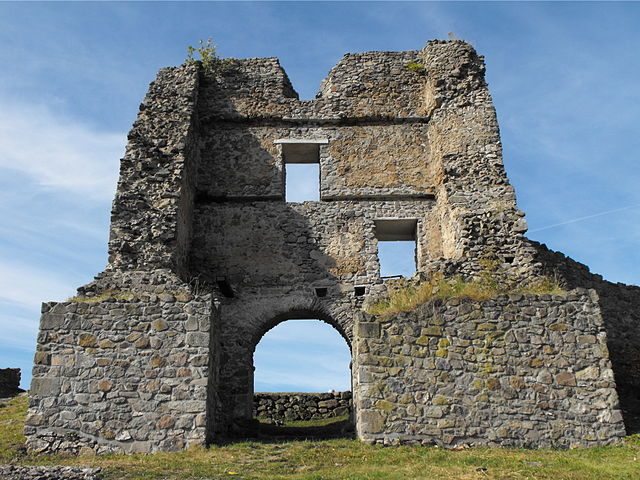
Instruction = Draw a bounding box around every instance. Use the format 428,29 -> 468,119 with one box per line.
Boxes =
0,2 -> 638,392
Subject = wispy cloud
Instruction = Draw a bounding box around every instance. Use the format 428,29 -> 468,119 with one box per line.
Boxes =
0,96 -> 124,201
0,260 -> 77,308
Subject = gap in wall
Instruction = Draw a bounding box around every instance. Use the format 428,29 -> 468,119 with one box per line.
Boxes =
285,163 -> 320,202
378,240 -> 417,278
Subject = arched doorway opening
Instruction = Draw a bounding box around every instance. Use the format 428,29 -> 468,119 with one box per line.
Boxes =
251,316 -> 354,439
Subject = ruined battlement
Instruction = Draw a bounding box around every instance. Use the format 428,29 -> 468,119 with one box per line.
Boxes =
26,40 -> 640,454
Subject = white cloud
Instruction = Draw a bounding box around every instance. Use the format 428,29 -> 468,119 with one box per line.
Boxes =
0,260 -> 77,308
0,97 -> 124,201
0,310 -> 39,351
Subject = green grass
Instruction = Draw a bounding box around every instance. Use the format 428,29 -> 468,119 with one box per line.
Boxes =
3,395 -> 640,479
0,394 -> 28,462
254,415 -> 353,441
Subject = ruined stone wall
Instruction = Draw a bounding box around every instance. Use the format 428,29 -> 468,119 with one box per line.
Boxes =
102,40 -> 533,283
26,295 -> 215,454
0,466 -> 101,480
253,392 -> 352,421
0,368 -> 22,396
195,124 -> 435,201
107,65 -> 200,275
419,42 -> 534,270
198,51 -> 426,121
353,290 -> 625,448
532,241 -> 640,428
105,40 -> 532,286
28,40 -> 634,454
190,201 -> 434,288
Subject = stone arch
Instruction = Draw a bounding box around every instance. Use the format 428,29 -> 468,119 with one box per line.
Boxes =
214,295 -> 357,437
250,308 -> 352,354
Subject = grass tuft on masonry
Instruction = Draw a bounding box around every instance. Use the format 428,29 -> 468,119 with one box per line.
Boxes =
366,272 -> 566,315
66,290 -> 136,303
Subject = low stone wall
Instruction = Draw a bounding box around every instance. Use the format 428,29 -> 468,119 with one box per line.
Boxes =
254,391 -> 352,421
0,466 -> 101,480
354,289 -> 626,448
0,368 -> 22,396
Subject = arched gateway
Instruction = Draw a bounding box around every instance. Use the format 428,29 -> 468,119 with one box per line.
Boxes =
216,304 -> 353,437
26,40 -> 638,454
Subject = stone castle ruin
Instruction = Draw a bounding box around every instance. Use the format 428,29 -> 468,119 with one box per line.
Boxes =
26,40 -> 640,454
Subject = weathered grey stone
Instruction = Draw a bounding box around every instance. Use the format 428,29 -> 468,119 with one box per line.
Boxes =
0,466 -> 101,480
254,392 -> 351,421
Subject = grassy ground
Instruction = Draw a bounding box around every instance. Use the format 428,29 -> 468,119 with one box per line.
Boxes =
255,415 -> 352,440
3,395 -> 640,479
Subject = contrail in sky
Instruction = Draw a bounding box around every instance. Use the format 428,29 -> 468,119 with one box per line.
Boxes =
528,204 -> 640,233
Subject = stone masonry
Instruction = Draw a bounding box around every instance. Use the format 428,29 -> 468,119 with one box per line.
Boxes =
0,368 -> 22,397
26,40 -> 639,453
254,391 -> 352,422
354,291 -> 624,447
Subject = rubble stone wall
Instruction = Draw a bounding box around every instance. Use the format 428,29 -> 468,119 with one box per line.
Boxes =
107,65 -> 200,275
254,391 -> 352,421
353,290 -> 626,448
533,241 -> 640,427
0,368 -> 21,396
26,295 -> 215,455
190,201 -> 435,288
0,466 -> 101,480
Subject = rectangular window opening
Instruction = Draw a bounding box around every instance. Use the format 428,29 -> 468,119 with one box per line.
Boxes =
276,139 -> 326,203
285,163 -> 319,202
374,219 -> 418,279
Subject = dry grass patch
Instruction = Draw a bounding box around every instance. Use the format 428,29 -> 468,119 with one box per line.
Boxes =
366,272 -> 565,315
66,289 -> 136,303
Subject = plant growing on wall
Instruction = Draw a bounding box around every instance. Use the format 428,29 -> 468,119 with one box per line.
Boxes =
186,38 -> 230,75
406,62 -> 426,74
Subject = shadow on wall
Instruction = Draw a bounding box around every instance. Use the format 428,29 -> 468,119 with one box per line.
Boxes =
188,66 -> 367,441
532,240 -> 640,435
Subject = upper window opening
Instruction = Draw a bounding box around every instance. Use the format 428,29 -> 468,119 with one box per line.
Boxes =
374,219 -> 418,279
275,139 -> 327,202
285,164 -> 319,202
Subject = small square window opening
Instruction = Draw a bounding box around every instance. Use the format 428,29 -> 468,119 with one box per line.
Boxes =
374,219 -> 418,279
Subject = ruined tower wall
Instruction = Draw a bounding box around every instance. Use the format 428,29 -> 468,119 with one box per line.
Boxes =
105,41 -> 532,282
107,66 -> 200,276
189,43 -> 533,433
420,43 -> 532,268
26,40 -> 633,454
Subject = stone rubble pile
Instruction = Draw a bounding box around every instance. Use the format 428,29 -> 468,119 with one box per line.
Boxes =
0,466 -> 101,480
